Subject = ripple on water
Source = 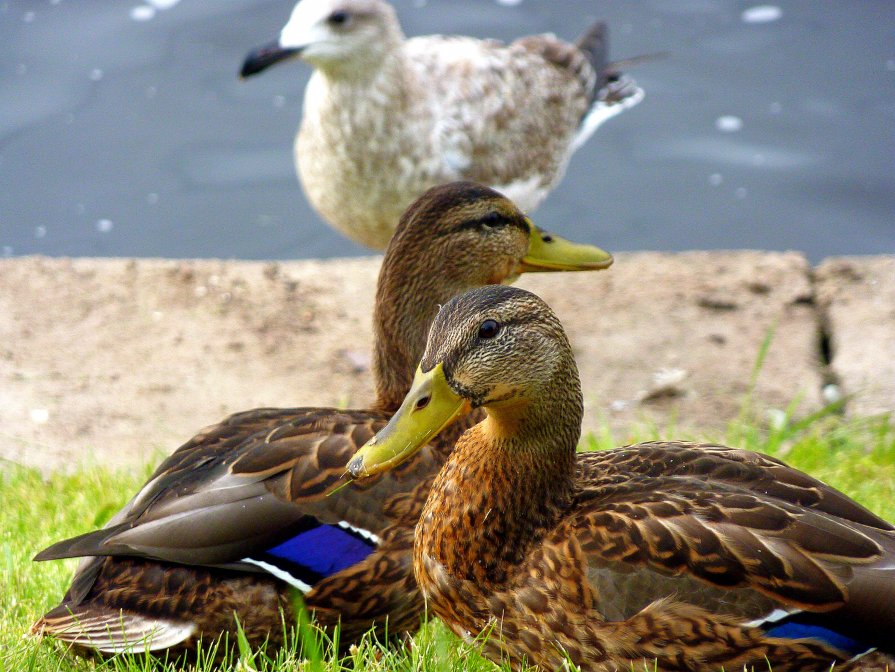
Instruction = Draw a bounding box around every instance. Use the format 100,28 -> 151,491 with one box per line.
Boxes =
653,137 -> 818,170
741,5 -> 783,24
130,6 -> 156,22
146,0 -> 181,9
715,115 -> 743,133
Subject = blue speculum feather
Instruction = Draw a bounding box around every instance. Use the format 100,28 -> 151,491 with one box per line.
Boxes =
765,621 -> 870,657
262,523 -> 377,584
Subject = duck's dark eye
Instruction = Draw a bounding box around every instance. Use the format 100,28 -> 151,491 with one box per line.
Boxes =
541,234 -> 553,243
482,212 -> 502,227
327,10 -> 349,25
478,319 -> 500,339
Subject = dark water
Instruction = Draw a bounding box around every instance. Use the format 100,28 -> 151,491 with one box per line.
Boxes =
2,0 -> 893,262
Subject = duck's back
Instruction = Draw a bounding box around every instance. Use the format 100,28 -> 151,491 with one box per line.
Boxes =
422,442 -> 895,671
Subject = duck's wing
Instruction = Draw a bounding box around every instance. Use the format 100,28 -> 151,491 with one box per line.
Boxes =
34,406 -> 447,589
33,405 -> 456,653
578,441 -> 893,530
563,445 -> 895,653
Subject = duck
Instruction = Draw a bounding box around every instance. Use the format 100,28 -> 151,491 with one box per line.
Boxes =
31,182 -> 613,657
348,284 -> 895,672
240,0 -> 643,249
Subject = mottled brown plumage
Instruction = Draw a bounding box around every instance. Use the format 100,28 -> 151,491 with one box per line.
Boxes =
349,285 -> 895,671
32,183 -> 612,658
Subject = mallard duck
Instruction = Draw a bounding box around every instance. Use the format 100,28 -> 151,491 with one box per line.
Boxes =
240,0 -> 643,249
32,182 -> 613,657
348,284 -> 895,672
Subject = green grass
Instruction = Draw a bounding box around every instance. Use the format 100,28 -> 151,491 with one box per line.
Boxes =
2,410 -> 893,671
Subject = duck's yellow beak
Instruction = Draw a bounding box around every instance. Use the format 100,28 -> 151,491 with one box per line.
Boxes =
347,363 -> 469,479
521,219 -> 613,272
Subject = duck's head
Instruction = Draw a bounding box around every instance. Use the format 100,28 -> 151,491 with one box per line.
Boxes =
381,181 -> 612,291
240,0 -> 402,77
372,181 -> 609,411
355,285 -> 579,477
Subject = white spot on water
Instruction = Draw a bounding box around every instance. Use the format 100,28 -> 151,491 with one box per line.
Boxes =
147,192 -> 159,205
30,408 -> 50,424
146,0 -> 180,9
35,225 -> 47,239
715,115 -> 743,133
23,10 -> 35,22
89,68 -> 104,81
145,85 -> 157,98
495,0 -> 523,5
768,101 -> 782,114
735,187 -> 748,199
130,5 -> 156,21
96,218 -> 114,233
708,173 -> 723,187
273,95 -> 286,108
741,5 -> 782,24
51,0 -> 62,5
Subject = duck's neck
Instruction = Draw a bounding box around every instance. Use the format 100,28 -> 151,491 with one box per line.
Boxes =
371,253 -> 471,413
417,369 -> 582,586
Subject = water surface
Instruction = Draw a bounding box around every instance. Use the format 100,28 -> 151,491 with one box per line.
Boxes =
2,0 -> 893,261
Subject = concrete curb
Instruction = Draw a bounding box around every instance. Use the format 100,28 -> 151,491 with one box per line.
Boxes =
1,253 -> 891,470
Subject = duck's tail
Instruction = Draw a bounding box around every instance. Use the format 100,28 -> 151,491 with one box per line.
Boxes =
31,601 -> 196,655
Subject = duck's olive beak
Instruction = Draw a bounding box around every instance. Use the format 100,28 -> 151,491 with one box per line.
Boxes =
520,220 -> 613,272
347,363 -> 469,479
240,41 -> 302,78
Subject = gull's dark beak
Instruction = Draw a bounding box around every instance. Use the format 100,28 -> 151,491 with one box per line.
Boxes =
240,40 -> 302,78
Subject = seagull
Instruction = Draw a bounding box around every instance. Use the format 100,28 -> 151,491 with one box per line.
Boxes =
241,0 -> 643,249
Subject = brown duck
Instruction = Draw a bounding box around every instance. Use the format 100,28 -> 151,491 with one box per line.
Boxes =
32,182 -> 613,657
349,284 -> 895,672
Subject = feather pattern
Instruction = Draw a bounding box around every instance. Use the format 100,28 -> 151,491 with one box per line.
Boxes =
33,183 -> 611,658
354,285 -> 895,671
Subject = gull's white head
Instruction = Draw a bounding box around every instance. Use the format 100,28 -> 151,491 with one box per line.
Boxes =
279,0 -> 403,69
